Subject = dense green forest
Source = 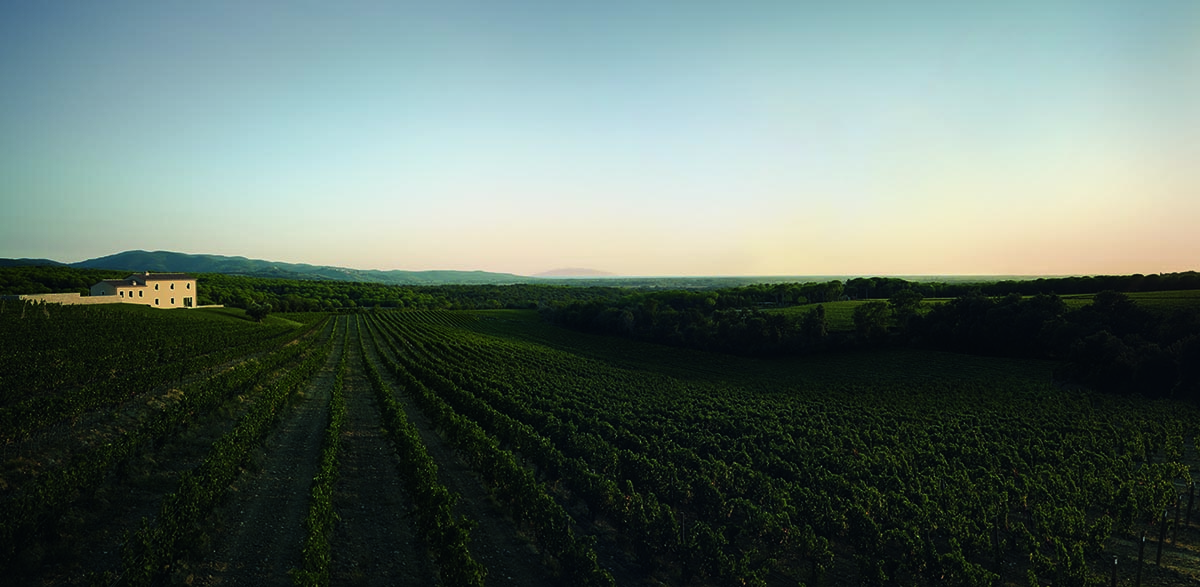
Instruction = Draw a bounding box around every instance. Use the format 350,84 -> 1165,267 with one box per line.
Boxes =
0,267 -> 127,296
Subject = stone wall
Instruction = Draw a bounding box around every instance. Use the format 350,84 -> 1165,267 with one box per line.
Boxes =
0,293 -> 129,305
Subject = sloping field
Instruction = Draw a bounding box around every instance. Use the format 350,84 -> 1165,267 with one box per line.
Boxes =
464,309 -> 1200,585
4,304 -> 1199,586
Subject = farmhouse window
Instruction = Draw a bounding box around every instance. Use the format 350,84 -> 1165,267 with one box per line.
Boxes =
155,284 -> 159,290
171,284 -> 174,290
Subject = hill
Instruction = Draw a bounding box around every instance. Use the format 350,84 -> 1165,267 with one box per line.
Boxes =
0,258 -> 65,268
63,250 -> 532,285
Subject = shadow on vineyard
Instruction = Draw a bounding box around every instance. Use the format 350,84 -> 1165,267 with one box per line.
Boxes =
390,309 -> 1200,587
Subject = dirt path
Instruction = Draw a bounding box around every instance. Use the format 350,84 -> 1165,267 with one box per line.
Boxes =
361,320 -> 555,587
190,316 -> 344,586
329,316 -> 433,586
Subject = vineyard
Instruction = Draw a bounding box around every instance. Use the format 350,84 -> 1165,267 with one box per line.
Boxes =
2,301 -> 1199,586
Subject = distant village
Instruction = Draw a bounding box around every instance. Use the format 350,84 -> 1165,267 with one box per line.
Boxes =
1,272 -> 201,308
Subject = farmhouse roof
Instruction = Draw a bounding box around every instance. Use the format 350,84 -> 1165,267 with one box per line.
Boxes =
125,273 -> 193,281
97,278 -> 147,288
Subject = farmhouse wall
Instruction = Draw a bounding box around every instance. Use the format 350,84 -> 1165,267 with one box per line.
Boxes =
5,273 -> 200,307
0,293 -> 126,305
90,273 -> 198,308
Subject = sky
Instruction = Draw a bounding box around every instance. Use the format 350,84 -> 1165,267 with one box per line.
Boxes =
1,1 -> 1197,277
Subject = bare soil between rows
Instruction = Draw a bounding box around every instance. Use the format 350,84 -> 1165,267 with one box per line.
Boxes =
187,318 -> 346,586
362,317 -> 558,587
181,314 -> 564,587
328,317 -> 432,586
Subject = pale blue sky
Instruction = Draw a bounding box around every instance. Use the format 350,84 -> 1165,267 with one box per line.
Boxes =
2,1 -> 1197,275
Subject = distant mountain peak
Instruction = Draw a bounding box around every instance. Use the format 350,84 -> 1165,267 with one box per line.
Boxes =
535,267 -> 616,277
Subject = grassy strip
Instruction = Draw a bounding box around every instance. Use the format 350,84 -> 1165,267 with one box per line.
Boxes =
120,322 -> 335,586
294,317 -> 348,587
357,316 -> 487,587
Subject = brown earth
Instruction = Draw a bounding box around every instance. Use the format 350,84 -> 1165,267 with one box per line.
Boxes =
329,317 -> 432,586
178,312 -> 561,587
187,317 -> 345,585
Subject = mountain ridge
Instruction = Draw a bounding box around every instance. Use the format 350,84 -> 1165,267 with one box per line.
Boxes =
24,250 -> 535,285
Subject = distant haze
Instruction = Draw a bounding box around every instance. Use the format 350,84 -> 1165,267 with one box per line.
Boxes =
1,2 -> 1197,276
535,268 -> 617,278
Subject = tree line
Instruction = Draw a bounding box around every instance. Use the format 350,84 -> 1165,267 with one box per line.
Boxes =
5,265 -> 1197,311
539,283 -> 1200,403
196,274 -> 626,312
5,265 -> 1198,400
0,267 -> 626,312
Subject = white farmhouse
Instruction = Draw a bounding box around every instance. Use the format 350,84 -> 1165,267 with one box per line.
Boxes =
90,272 -> 197,308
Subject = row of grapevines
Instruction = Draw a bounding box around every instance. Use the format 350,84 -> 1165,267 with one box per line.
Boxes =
356,314 -> 487,587
0,317 -> 326,571
395,316 -> 795,583
294,315 -> 349,587
120,319 -> 336,585
1,305 -> 304,442
363,313 -> 615,587
376,313 -> 796,584
382,310 -> 1200,585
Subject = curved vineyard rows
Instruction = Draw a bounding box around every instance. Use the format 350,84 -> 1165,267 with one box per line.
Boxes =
361,309 -> 1200,586
4,305 -> 1198,586
362,312 -> 615,586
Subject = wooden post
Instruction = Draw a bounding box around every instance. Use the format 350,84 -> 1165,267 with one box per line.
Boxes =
1173,495 -> 1182,543
1135,532 -> 1145,587
1156,509 -> 1168,565
1187,482 -> 1195,529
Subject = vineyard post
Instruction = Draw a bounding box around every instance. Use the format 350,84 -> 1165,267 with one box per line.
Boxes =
1187,482 -> 1195,529
1173,495 -> 1181,543
1135,532 -> 1144,587
1155,509 -> 1167,565
991,518 -> 1002,576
